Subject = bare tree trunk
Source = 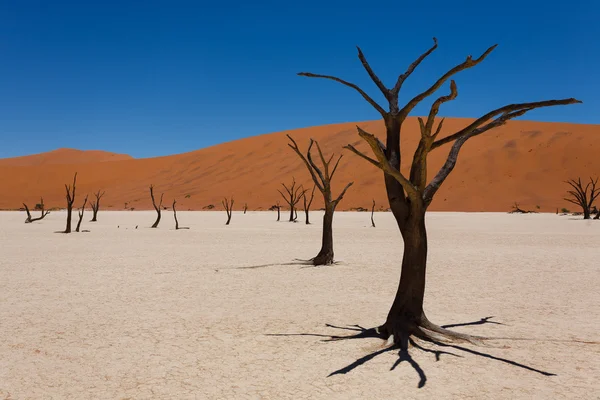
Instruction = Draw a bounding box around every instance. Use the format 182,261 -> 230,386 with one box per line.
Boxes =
244,203 -> 248,214
303,185 -> 316,224
149,185 -> 164,228
90,190 -> 105,222
173,199 -> 179,229
313,205 -> 335,265
223,197 -> 234,225
287,137 -> 353,266
64,173 -> 77,233
371,199 -> 376,227
23,197 -> 50,223
75,195 -> 88,232
277,202 -> 281,221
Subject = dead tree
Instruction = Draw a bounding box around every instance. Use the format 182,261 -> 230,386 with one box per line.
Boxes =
149,185 -> 164,228
244,203 -> 248,214
564,177 -> 599,219
23,197 -> 50,223
172,199 -> 189,229
303,185 -> 316,224
90,190 -> 105,222
287,136 -> 353,265
300,39 -> 580,347
278,178 -> 307,222
371,199 -> 376,227
222,197 -> 234,225
276,201 -> 281,221
75,194 -> 88,232
509,202 -> 535,214
63,172 -> 77,233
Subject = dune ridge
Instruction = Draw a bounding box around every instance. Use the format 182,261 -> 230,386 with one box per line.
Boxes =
1,118 -> 598,212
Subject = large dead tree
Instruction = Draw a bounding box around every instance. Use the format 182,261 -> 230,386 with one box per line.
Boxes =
222,197 -> 234,225
299,39 -> 580,347
564,177 -> 599,220
90,190 -> 105,222
278,178 -> 307,222
149,185 -> 164,228
303,185 -> 316,224
287,136 -> 353,265
63,173 -> 77,233
23,197 -> 50,223
172,199 -> 189,229
75,194 -> 88,232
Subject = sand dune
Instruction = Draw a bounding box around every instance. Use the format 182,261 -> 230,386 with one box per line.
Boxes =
0,148 -> 132,167
1,118 -> 598,212
0,211 -> 598,398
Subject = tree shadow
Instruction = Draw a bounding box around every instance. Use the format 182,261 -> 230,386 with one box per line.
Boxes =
266,317 -> 555,388
235,261 -> 312,270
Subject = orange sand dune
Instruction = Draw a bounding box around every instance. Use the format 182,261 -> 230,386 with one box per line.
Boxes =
1,118 -> 598,212
0,148 -> 133,167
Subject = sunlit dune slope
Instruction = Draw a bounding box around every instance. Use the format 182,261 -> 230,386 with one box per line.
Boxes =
0,148 -> 133,167
1,118 -> 598,212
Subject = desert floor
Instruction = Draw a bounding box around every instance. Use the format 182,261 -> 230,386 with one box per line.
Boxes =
0,210 -> 598,399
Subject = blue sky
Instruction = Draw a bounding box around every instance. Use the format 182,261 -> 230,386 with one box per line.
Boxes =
0,0 -> 596,158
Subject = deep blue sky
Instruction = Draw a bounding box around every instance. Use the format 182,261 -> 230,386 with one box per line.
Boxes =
0,0 -> 596,159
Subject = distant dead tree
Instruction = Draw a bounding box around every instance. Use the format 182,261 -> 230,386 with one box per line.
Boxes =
302,185 -> 316,224
371,199 -> 376,227
278,178 -> 307,222
75,194 -> 88,232
63,172 -> 77,233
275,201 -> 281,221
90,190 -> 105,222
300,38 -> 579,348
244,203 -> 248,214
509,202 -> 535,214
149,185 -> 164,228
23,197 -> 50,223
564,177 -> 599,220
222,197 -> 234,225
172,199 -> 189,230
287,135 -> 353,265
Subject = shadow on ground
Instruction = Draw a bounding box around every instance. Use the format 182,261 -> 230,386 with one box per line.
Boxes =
266,317 -> 555,388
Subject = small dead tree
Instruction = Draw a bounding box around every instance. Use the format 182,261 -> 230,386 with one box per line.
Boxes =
23,197 -> 50,223
276,201 -> 281,221
75,194 -> 88,232
244,203 -> 248,214
509,202 -> 535,214
371,199 -> 376,227
287,136 -> 353,265
172,199 -> 189,230
90,190 -> 105,222
303,185 -> 316,224
149,185 -> 164,228
278,178 -> 307,222
63,172 -> 77,233
564,177 -> 599,220
300,38 -> 579,347
222,197 -> 234,225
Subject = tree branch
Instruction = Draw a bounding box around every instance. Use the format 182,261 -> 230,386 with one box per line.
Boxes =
356,46 -> 389,97
431,98 -> 582,150
398,44 -> 498,120
392,37 -> 438,95
342,144 -> 381,168
297,72 -> 387,117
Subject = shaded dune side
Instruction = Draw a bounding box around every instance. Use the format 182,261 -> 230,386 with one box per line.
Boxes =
1,118 -> 598,212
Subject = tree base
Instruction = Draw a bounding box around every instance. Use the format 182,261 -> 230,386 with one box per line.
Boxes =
312,250 -> 334,266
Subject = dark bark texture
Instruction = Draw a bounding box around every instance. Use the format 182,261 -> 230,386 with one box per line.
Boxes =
23,197 -> 50,223
75,194 -> 88,232
222,197 -> 234,225
303,185 -> 316,224
64,173 -> 77,233
299,38 -> 581,346
564,177 -> 599,220
149,185 -> 164,228
90,190 -> 105,222
278,178 -> 306,222
287,136 -> 354,265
